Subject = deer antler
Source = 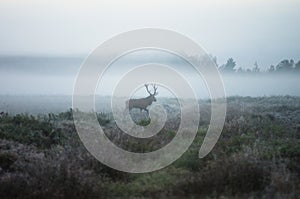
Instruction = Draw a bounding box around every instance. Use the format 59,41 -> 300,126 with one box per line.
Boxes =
144,84 -> 158,96
152,84 -> 158,96
144,84 -> 151,95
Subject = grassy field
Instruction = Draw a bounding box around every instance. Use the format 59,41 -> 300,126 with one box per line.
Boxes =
0,96 -> 299,198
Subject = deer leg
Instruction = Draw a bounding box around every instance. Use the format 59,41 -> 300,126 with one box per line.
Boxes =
145,108 -> 149,115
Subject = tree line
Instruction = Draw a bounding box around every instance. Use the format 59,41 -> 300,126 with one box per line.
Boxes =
218,58 -> 300,73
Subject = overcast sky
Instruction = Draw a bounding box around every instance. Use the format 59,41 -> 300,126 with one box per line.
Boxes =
0,0 -> 300,69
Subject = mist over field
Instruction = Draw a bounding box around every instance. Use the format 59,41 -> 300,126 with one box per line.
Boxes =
0,54 -> 299,96
0,1 -> 300,198
0,54 -> 298,114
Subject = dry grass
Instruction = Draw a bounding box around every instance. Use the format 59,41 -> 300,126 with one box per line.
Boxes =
0,96 -> 299,198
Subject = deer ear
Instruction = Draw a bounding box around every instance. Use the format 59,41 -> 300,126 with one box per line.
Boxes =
155,92 -> 159,96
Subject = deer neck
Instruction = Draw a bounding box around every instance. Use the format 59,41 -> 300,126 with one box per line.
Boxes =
146,95 -> 154,103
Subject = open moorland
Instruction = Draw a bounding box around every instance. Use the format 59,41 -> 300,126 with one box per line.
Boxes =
0,96 -> 299,198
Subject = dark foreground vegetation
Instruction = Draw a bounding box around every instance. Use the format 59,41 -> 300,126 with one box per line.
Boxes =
0,96 -> 300,198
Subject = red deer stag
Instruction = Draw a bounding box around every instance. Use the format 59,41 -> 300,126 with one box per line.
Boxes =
126,84 -> 158,114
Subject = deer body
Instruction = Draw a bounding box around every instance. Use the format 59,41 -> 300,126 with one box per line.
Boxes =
126,84 -> 158,113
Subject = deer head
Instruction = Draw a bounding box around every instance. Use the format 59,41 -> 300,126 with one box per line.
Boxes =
145,84 -> 158,102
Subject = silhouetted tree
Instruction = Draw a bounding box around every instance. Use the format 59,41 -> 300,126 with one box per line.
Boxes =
211,55 -> 218,66
276,59 -> 294,72
237,67 -> 244,73
295,60 -> 300,71
220,58 -> 236,72
252,61 -> 260,73
268,65 -> 275,72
